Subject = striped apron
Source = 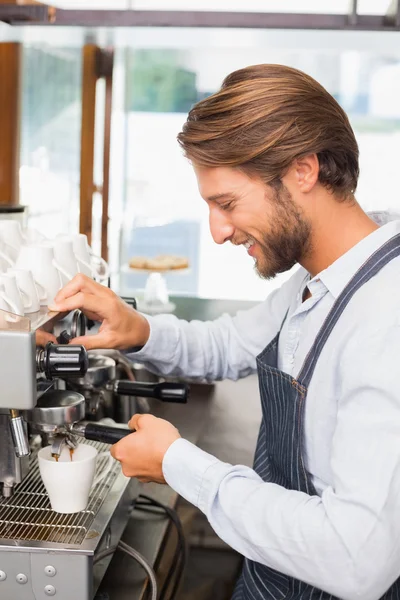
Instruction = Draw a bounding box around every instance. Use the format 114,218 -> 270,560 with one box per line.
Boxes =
233,234 -> 400,599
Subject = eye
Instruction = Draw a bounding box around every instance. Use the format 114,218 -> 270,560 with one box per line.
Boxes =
219,201 -> 234,211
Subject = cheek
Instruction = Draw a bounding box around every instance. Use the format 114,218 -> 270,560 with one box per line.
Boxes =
235,207 -> 267,236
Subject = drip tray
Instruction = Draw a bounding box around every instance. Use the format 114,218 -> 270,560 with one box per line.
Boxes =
0,441 -> 119,546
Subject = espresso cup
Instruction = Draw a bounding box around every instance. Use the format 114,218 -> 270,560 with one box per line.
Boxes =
0,240 -> 15,270
38,443 -> 114,514
70,233 -> 110,280
22,227 -> 46,244
0,220 -> 25,262
7,268 -> 42,313
0,273 -> 26,316
49,238 -> 79,285
0,281 -> 20,316
15,243 -> 73,306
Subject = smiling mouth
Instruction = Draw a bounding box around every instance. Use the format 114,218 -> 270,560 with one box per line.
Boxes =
243,240 -> 256,256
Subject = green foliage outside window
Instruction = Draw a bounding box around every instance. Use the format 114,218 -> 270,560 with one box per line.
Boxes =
126,49 -> 200,113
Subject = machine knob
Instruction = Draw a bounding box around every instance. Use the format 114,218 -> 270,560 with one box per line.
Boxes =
37,343 -> 89,379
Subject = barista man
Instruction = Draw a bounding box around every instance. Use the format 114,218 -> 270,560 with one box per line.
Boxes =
50,65 -> 400,600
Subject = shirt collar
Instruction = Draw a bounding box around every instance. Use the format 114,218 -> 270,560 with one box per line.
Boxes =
311,219 -> 400,300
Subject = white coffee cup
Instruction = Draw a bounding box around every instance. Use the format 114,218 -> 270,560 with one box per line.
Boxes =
15,243 -> 72,306
0,220 -> 25,262
0,273 -> 26,316
0,281 -> 20,316
38,443 -> 114,514
7,268 -> 42,313
0,240 -> 15,270
46,238 -> 79,286
22,227 -> 46,244
70,233 -> 110,280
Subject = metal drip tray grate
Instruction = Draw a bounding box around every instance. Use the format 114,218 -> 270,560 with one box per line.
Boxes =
0,441 -> 120,546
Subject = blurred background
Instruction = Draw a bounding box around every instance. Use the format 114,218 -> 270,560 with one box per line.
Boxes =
2,0 -> 400,303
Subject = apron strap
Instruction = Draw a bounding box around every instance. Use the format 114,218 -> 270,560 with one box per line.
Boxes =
298,233 -> 400,388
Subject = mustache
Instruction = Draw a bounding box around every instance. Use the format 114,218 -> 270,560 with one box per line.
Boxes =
231,236 -> 255,247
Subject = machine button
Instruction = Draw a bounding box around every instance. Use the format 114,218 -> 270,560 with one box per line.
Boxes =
45,566 -> 57,577
0,571 -> 6,581
16,573 -> 28,584
45,584 -> 56,596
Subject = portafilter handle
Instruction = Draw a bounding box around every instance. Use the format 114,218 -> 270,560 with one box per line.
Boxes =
71,422 -> 131,445
114,380 -> 189,403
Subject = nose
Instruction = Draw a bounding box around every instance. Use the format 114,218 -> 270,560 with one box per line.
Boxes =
209,206 -> 235,245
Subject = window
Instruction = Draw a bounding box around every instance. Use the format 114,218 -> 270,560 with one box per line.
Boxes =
14,26 -> 400,302
118,28 -> 400,300
20,46 -> 82,238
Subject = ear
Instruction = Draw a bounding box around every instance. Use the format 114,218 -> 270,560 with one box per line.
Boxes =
287,154 -> 319,193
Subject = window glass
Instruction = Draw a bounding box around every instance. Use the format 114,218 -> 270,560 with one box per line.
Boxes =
20,47 -> 82,238
118,30 -> 400,300
16,28 -> 400,302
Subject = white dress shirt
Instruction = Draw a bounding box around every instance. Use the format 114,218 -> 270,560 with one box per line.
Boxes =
129,218 -> 400,600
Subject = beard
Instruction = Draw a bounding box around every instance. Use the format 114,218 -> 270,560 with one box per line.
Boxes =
254,182 -> 312,280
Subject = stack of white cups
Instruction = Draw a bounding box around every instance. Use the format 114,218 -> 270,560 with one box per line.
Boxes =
0,220 -> 109,317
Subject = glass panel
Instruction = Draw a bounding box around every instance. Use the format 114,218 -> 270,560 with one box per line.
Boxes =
118,29 -> 400,301
20,47 -> 82,239
16,27 -> 400,302
358,0 -> 392,14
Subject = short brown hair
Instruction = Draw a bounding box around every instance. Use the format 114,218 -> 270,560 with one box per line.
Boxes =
177,64 -> 359,199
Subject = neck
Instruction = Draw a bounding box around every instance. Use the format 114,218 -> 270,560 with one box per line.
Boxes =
299,198 -> 380,277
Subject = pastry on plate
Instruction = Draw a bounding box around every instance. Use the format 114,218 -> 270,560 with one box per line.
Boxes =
128,255 -> 189,271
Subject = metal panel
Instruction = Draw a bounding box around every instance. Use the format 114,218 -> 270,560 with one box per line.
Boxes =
0,4 -> 52,23
1,7 -> 400,30
0,330 -> 36,410
0,550 -> 91,600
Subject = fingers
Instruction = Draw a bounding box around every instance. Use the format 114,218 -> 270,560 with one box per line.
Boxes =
110,443 -> 118,460
49,291 -> 105,317
128,413 -> 157,431
110,431 -> 136,461
53,274 -> 103,303
35,330 -> 57,347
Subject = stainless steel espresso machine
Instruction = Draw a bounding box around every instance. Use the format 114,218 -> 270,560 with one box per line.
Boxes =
0,307 -> 188,600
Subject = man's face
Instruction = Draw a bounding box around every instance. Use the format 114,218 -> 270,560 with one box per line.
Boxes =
194,165 -> 312,279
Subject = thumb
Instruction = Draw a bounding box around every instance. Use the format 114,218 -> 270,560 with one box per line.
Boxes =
128,413 -> 157,431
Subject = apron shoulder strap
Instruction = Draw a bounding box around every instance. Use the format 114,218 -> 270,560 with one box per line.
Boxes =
298,233 -> 400,388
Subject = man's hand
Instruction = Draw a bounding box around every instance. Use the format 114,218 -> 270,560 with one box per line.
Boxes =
110,414 -> 181,483
36,329 -> 57,347
48,274 -> 150,351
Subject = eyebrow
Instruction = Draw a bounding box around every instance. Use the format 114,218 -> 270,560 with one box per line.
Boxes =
206,192 -> 236,202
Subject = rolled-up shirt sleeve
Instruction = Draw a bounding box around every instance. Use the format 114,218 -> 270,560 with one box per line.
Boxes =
162,322 -> 400,600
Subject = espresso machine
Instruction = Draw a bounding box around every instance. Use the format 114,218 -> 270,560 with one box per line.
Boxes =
0,307 -> 188,600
